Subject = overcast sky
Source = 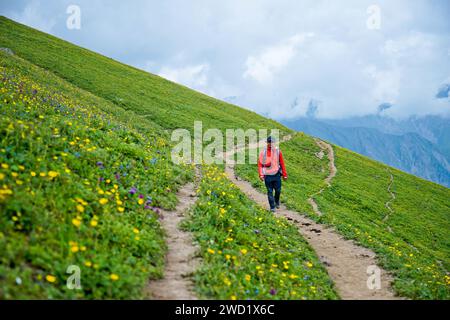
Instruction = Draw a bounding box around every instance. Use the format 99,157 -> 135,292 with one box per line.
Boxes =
1,0 -> 449,119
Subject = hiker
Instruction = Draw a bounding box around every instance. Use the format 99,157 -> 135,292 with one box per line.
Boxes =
258,136 -> 288,212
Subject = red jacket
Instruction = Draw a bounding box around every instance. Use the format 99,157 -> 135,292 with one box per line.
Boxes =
258,147 -> 288,178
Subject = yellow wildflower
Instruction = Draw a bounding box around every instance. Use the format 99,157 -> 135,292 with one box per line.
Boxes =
48,171 -> 58,178
72,218 -> 82,227
110,274 -> 119,281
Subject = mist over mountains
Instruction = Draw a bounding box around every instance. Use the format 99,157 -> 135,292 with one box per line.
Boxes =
282,114 -> 450,187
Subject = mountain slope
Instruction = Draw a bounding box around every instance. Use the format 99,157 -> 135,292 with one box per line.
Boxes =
236,133 -> 450,299
0,16 -> 449,300
0,17 -> 338,300
0,51 -> 191,299
282,117 -> 450,187
0,17 -> 288,135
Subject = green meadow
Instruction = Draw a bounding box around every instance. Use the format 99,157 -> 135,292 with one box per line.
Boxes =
1,16 -> 449,299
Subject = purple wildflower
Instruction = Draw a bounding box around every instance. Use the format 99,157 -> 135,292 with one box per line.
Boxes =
269,288 -> 277,296
138,194 -> 144,199
129,186 -> 137,195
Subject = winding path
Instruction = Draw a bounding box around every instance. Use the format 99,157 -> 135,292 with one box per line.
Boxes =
383,170 -> 396,223
224,135 -> 399,299
146,168 -> 200,300
308,138 -> 337,216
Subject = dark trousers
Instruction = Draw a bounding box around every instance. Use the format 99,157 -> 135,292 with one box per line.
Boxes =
264,173 -> 281,210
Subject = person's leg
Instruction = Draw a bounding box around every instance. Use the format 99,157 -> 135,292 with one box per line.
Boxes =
274,175 -> 282,208
264,176 -> 276,210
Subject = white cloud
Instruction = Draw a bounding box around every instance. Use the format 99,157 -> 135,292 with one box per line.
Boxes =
243,33 -> 313,84
158,63 -> 210,93
10,0 -> 56,33
2,0 -> 449,119
363,65 -> 401,105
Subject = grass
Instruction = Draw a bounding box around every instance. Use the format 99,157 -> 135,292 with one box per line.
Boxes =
0,17 -> 300,299
0,52 -> 192,299
236,134 -> 450,299
0,16 -> 290,136
183,165 -> 338,300
0,16 -> 449,300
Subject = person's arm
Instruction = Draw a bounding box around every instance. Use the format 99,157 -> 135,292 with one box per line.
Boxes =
258,153 -> 264,180
279,150 -> 288,178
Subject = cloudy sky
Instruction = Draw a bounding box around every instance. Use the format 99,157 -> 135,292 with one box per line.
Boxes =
1,0 -> 449,119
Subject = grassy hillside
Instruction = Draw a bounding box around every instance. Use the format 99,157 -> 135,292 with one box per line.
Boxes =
0,16 -> 448,300
0,51 -> 192,298
185,165 -> 338,299
236,134 -> 450,299
0,17 -> 334,299
0,17 -> 289,135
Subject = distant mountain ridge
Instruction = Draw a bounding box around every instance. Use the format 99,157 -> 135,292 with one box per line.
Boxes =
282,115 -> 450,187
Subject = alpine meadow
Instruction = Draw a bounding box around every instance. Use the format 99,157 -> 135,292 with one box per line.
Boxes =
0,16 -> 449,301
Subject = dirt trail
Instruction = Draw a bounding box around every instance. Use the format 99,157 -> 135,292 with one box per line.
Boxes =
383,171 -> 396,223
146,168 -> 200,300
308,138 -> 337,216
224,135 -> 399,299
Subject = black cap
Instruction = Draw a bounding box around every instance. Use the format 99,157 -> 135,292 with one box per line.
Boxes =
267,136 -> 275,143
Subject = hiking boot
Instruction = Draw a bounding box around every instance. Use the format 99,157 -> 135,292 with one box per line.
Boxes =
275,203 -> 280,209
270,208 -> 276,213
